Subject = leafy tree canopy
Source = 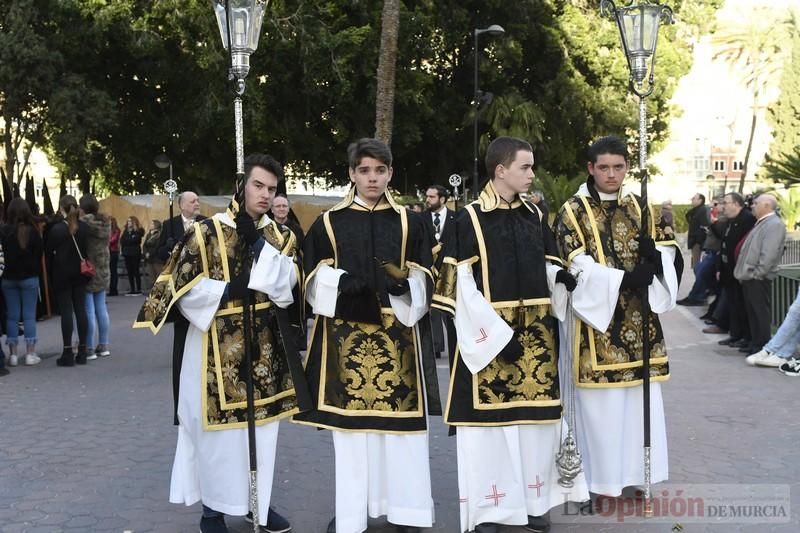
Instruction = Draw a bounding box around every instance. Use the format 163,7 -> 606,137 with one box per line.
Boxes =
1,0 -> 722,198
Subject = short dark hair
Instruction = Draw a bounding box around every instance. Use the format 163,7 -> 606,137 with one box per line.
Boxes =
696,193 -> 706,204
347,138 -> 392,169
485,136 -> 532,179
725,192 -> 745,207
587,135 -> 628,163
244,153 -> 284,183
79,193 -> 99,215
426,185 -> 448,199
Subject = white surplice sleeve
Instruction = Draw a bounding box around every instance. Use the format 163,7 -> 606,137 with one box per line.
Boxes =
650,245 -> 678,313
306,264 -> 346,318
177,278 -> 227,332
389,266 -> 428,327
454,263 -> 513,375
569,253 -> 624,333
247,241 -> 297,309
546,262 -> 568,321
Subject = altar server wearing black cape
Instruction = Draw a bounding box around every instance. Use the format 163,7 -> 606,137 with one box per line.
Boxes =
433,137 -> 588,533
294,138 -> 440,533
134,154 -> 304,533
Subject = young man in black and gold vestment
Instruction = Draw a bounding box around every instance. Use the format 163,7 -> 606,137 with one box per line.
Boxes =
134,154 -> 303,533
553,135 -> 682,498
433,137 -> 587,533
293,138 -> 440,533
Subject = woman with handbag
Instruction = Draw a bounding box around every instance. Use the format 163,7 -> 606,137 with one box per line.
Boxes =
79,194 -> 112,359
120,216 -> 144,296
0,198 -> 43,367
44,195 -> 91,366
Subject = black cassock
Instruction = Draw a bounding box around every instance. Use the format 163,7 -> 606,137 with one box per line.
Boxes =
433,181 -> 565,426
294,191 -> 441,433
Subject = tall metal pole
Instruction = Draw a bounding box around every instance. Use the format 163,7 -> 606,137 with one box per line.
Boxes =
638,94 -> 653,517
599,0 -> 673,518
473,30 -> 480,201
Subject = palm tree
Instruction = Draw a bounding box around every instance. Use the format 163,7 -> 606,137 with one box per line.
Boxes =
712,8 -> 792,193
374,0 -> 400,145
765,147 -> 800,187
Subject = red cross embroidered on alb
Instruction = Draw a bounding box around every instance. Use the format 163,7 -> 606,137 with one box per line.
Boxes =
484,484 -> 506,506
475,328 -> 488,343
528,475 -> 544,497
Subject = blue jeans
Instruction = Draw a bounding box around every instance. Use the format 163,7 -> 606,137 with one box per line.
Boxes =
85,290 -> 110,349
1,277 -> 39,347
765,287 -> 800,358
687,251 -> 717,302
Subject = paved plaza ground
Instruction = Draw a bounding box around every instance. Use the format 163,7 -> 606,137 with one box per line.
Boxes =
0,262 -> 798,533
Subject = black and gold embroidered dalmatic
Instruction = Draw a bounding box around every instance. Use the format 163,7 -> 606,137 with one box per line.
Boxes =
293,190 -> 441,433
134,212 -> 304,430
554,182 -> 681,388
433,181 -> 564,426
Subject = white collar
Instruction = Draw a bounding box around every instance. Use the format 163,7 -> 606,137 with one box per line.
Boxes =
217,211 -> 272,229
432,205 -> 447,216
757,212 -> 776,223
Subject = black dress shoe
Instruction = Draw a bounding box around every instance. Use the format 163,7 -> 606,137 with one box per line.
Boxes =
739,346 -> 753,353
718,337 -> 740,346
703,319 -> 716,325
395,525 -> 421,533
326,517 -> 335,533
474,524 -> 499,533
524,515 -> 551,533
699,312 -> 712,320
200,515 -> 228,533
732,339 -> 749,348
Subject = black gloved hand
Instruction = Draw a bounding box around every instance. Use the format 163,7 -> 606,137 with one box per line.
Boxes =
228,272 -> 249,301
637,236 -> 657,260
386,276 -> 410,296
620,263 -> 656,290
338,273 -> 369,296
499,336 -> 525,364
235,212 -> 260,247
555,269 -> 577,292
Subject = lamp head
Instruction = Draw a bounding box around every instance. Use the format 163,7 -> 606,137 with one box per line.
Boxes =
601,1 -> 673,94
154,153 -> 171,169
212,0 -> 269,80
476,24 -> 506,37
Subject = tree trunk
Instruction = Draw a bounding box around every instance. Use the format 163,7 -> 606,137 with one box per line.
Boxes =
374,0 -> 400,146
3,111 -> 17,183
739,90 -> 759,194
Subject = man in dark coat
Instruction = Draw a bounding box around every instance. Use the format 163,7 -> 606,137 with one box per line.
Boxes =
686,193 -> 710,268
156,191 -> 206,262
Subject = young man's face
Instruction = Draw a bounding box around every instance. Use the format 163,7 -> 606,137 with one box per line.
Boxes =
244,166 -> 279,219
691,194 -> 702,207
425,188 -> 443,210
271,196 -> 290,223
349,156 -> 392,205
588,153 -> 628,194
496,149 -> 534,195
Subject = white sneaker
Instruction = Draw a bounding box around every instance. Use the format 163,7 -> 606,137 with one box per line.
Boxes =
86,353 -> 98,361
24,353 -> 41,366
746,349 -> 785,368
8,354 -> 18,367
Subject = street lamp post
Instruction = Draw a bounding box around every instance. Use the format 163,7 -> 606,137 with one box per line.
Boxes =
211,2 -> 267,530
154,153 -> 177,240
600,0 -> 673,516
473,24 -> 505,200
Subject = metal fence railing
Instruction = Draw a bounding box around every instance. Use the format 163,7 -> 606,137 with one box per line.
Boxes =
781,239 -> 800,266
771,265 -> 800,332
